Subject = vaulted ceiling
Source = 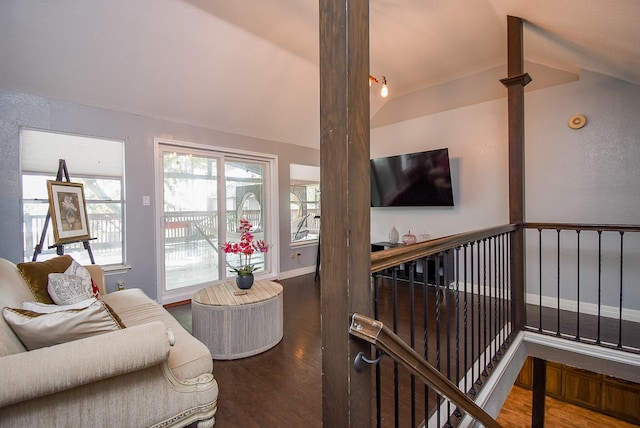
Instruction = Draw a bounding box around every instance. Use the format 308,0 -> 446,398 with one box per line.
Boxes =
1,1 -> 638,148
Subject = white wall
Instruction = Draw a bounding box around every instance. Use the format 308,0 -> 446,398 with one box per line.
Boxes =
370,98 -> 509,242
1,69 -> 637,305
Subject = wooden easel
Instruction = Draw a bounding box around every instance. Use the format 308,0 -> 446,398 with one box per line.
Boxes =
32,159 -> 96,263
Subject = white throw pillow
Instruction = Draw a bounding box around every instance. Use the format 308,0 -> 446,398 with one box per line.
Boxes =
65,259 -> 92,284
47,260 -> 96,305
48,273 -> 92,305
2,300 -> 124,350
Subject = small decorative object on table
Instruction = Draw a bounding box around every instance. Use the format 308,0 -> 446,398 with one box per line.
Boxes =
402,230 -> 417,245
389,226 -> 399,244
417,232 -> 431,242
222,219 -> 270,290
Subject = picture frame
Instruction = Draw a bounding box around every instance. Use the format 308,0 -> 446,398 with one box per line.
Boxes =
47,181 -> 91,244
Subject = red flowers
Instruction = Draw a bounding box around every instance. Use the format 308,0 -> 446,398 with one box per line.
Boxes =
222,219 -> 269,276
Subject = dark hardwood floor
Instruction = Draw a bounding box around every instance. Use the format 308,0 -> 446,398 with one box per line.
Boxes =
169,274 -> 322,427
167,274 -> 636,427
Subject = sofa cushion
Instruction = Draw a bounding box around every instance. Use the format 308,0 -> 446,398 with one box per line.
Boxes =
101,289 -> 213,379
16,255 -> 74,304
2,299 -> 124,350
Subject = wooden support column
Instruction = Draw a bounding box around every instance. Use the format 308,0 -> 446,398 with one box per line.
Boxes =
319,0 -> 372,426
531,357 -> 547,427
500,15 -> 531,331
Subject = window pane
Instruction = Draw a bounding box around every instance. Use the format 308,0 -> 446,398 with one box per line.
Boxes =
225,160 -> 267,276
162,152 -> 219,290
76,177 -> 122,200
290,183 -> 320,242
22,164 -> 124,265
290,164 -> 320,243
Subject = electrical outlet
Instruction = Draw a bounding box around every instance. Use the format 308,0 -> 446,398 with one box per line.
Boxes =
116,280 -> 125,291
291,252 -> 301,259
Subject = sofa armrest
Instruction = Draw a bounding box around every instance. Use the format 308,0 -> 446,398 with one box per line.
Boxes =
0,321 -> 172,407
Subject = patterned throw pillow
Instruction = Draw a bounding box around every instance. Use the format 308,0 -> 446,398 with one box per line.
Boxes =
47,273 -> 92,305
47,260 -> 98,305
2,300 -> 124,350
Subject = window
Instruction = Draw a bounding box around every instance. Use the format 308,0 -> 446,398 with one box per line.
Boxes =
20,129 -> 125,266
290,164 -> 320,244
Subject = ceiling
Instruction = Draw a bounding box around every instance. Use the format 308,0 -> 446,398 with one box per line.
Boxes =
1,0 -> 638,148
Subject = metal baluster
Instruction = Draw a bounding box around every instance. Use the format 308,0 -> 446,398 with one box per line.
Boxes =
507,232 -> 512,343
482,238 -> 489,376
409,260 -> 416,428
443,251 -> 452,426
392,267 -> 399,427
538,229 -> 543,333
468,241 -> 476,395
454,246 -> 462,419
435,254 -> 442,425
556,229 -> 561,337
463,244 -> 469,395
476,241 -> 483,386
497,234 -> 504,356
491,236 -> 498,365
596,231 -> 602,345
576,230 -> 581,340
618,231 -> 625,349
422,257 -> 430,423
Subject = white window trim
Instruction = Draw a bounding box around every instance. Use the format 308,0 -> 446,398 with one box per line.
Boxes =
154,138 -> 279,304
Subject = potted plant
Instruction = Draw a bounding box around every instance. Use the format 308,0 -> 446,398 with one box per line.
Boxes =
222,219 -> 269,289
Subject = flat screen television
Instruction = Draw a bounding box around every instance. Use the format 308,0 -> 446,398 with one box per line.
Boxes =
370,148 -> 454,207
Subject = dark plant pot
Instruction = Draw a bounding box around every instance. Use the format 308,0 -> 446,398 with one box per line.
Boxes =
236,273 -> 254,289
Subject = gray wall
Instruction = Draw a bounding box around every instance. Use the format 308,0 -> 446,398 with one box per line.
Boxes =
370,70 -> 640,312
2,69 -> 638,308
0,91 -> 319,299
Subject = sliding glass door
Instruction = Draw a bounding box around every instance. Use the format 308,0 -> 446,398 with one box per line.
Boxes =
156,141 -> 275,303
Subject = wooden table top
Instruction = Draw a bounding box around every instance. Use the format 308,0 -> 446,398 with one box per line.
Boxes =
192,280 -> 283,306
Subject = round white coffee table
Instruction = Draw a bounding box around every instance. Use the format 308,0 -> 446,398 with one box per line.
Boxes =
192,280 -> 283,360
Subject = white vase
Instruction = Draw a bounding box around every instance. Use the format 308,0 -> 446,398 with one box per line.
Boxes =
389,226 -> 399,244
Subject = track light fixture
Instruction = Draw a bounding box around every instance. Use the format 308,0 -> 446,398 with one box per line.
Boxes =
369,75 -> 389,98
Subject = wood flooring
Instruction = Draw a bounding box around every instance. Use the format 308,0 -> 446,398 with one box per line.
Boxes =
497,385 -> 639,428
167,274 -> 636,427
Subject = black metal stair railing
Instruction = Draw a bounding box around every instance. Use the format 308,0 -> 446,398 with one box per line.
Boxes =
349,313 -> 502,428
370,224 -> 517,428
366,222 -> 640,428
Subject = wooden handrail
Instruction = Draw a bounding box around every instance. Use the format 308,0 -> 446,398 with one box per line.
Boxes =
349,313 -> 502,428
525,222 -> 640,232
371,224 -> 518,273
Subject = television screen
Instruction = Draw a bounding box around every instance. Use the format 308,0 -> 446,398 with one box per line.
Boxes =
370,148 -> 454,207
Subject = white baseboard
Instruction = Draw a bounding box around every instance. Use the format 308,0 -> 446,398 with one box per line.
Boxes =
279,265 -> 316,280
526,293 -> 640,323
453,281 -> 640,323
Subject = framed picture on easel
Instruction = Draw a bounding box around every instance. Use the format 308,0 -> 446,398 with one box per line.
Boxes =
47,181 -> 91,244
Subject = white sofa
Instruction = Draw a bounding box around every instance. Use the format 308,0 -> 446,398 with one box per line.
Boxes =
0,256 -> 218,427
